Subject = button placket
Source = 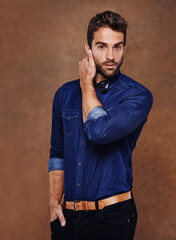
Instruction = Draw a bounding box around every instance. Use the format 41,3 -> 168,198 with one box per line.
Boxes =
76,135 -> 86,199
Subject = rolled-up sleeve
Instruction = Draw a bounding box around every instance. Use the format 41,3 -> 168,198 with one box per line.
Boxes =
48,157 -> 64,171
85,106 -> 108,121
83,90 -> 153,144
48,88 -> 64,172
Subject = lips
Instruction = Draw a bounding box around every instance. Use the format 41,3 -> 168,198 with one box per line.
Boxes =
104,64 -> 116,68
104,64 -> 116,66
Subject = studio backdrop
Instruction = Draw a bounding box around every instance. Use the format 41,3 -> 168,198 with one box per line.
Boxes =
0,0 -> 175,240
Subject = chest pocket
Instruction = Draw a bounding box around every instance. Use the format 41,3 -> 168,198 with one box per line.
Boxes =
62,110 -> 80,136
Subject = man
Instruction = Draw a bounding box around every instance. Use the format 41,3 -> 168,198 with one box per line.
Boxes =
48,10 -> 153,240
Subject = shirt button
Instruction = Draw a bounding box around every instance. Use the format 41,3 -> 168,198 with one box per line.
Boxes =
67,115 -> 70,119
77,183 -> 80,187
81,141 -> 84,144
79,163 -> 82,166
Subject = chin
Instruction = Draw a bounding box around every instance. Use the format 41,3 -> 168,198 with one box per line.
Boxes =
102,70 -> 119,79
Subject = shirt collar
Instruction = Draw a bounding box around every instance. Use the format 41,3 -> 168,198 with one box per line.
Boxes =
93,70 -> 122,94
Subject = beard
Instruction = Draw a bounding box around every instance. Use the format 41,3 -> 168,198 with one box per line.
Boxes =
95,56 -> 124,79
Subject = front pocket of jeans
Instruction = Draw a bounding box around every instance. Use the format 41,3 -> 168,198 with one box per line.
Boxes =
100,210 -> 131,225
62,110 -> 80,136
50,217 -> 61,232
50,217 -> 64,235
50,217 -> 60,225
99,202 -> 132,225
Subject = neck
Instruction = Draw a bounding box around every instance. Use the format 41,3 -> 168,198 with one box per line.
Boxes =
94,71 -> 119,84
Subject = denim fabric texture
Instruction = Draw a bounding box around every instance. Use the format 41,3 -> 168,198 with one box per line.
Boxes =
48,70 -> 153,201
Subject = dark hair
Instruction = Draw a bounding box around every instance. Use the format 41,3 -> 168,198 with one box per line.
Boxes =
87,10 -> 128,48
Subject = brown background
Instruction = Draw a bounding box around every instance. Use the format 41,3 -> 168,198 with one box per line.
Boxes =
0,0 -> 175,239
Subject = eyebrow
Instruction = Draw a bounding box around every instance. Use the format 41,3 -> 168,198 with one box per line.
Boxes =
95,41 -> 124,46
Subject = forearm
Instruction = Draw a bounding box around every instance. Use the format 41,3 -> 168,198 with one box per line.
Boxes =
81,81 -> 103,123
49,170 -> 64,206
83,91 -> 153,144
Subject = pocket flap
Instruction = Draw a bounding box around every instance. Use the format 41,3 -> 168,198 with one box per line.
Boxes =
62,110 -> 80,120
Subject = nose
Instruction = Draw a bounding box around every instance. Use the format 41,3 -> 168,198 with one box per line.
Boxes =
106,48 -> 114,61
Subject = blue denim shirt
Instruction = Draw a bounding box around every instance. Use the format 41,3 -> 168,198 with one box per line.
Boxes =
48,71 -> 153,201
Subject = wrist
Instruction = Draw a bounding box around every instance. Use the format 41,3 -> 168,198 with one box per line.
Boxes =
50,197 -> 61,206
80,77 -> 94,88
81,82 -> 94,92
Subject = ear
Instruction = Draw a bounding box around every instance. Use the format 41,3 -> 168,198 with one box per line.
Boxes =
85,42 -> 91,55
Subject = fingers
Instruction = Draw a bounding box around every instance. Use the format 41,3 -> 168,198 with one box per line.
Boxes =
79,45 -> 95,79
85,43 -> 95,66
79,57 -> 88,68
50,204 -> 66,227
87,50 -> 95,66
57,206 -> 66,227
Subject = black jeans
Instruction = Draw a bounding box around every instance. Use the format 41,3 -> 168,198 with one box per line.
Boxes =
50,194 -> 138,240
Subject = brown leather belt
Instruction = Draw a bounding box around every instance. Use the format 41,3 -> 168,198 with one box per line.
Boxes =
63,191 -> 132,212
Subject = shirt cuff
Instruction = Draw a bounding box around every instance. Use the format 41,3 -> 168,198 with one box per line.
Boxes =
48,157 -> 64,172
85,106 -> 107,123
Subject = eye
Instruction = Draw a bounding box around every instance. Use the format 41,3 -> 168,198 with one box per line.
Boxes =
98,45 -> 105,49
115,45 -> 121,50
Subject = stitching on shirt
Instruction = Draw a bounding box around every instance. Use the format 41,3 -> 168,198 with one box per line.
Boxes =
62,110 -> 80,119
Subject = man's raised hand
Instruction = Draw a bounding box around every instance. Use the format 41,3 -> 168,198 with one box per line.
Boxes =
79,43 -> 96,88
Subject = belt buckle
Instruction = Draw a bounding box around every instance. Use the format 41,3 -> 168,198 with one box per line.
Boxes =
73,200 -> 89,212
73,200 -> 81,211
